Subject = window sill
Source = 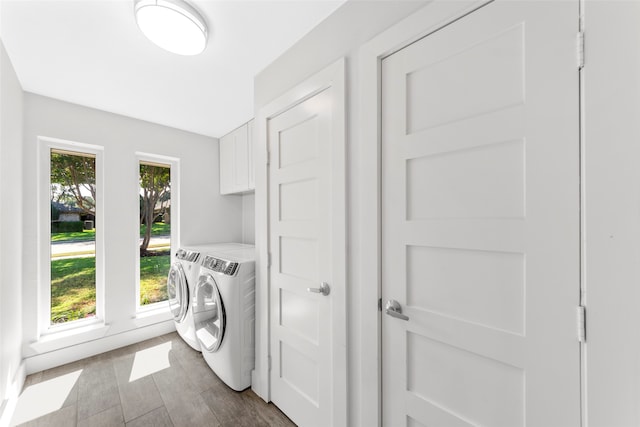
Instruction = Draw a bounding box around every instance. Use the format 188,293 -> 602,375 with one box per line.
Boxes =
28,319 -> 110,355
133,302 -> 172,327
24,305 -> 173,357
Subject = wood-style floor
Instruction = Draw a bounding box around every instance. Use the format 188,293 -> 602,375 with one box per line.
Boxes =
12,332 -> 296,427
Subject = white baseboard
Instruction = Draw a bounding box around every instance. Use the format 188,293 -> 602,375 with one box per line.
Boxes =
0,360 -> 26,427
24,320 -> 175,375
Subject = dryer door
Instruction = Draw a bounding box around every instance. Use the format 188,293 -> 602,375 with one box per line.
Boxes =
193,273 -> 225,352
167,263 -> 188,322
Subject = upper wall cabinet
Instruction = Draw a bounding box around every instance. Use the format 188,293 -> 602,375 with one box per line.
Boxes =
220,119 -> 255,194
247,119 -> 255,190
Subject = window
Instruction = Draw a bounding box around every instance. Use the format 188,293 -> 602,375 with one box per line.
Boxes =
50,150 -> 97,324
39,138 -> 104,332
137,156 -> 178,309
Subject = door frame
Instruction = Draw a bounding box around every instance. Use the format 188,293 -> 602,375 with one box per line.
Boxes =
254,58 -> 347,426
357,2 -> 491,425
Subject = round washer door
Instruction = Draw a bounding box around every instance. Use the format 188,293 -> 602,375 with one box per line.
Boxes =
193,273 -> 225,352
167,263 -> 189,322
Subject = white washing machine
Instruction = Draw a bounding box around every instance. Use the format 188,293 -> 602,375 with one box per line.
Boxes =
192,244 -> 255,391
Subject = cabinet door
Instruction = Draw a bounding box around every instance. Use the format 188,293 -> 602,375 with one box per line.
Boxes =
233,124 -> 249,192
219,121 -> 254,195
247,119 -> 255,190
219,132 -> 234,195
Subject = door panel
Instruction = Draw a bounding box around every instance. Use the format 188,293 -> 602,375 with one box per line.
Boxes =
381,1 -> 580,426
269,89 -> 332,427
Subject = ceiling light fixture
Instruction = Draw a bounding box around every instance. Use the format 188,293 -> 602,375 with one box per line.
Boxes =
134,0 -> 208,56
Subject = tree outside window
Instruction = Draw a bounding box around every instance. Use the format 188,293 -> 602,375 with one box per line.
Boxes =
139,162 -> 172,306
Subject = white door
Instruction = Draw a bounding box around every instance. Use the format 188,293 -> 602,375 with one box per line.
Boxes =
381,1 -> 580,426
268,87 -> 339,427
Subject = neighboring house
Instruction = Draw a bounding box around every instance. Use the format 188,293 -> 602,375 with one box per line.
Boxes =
51,201 -> 83,222
58,212 -> 80,222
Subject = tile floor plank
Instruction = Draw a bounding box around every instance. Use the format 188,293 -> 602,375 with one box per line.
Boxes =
152,358 -> 219,427
40,359 -> 85,409
221,412 -> 269,427
125,406 -> 174,427
76,405 -> 124,427
77,360 -> 120,421
174,350 -> 226,394
240,389 -> 297,427
200,384 -> 250,424
89,343 -> 140,364
22,372 -> 43,389
112,356 -> 164,422
41,359 -> 86,382
18,404 -> 77,427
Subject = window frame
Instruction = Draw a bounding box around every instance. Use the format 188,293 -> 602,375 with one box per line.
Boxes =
38,137 -> 105,336
135,152 -> 180,314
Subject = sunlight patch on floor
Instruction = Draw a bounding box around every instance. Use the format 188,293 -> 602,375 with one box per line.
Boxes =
129,341 -> 172,382
10,370 -> 82,426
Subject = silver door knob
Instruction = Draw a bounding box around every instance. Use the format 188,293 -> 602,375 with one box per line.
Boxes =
385,300 -> 409,321
307,282 -> 330,296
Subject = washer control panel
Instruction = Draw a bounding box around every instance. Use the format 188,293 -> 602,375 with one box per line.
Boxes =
202,255 -> 238,276
176,249 -> 200,263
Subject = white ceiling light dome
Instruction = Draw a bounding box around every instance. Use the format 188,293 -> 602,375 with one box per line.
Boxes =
134,0 -> 208,56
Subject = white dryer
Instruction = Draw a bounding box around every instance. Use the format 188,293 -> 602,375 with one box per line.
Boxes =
192,244 -> 255,391
167,246 -> 202,351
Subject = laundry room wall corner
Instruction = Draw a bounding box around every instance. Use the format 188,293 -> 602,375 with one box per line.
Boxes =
0,37 -> 25,425
583,1 -> 640,425
242,193 -> 255,245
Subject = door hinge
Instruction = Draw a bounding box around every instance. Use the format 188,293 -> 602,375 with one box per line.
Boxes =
577,31 -> 585,69
268,355 -> 272,371
577,305 -> 586,342
267,252 -> 272,268
378,298 -> 382,312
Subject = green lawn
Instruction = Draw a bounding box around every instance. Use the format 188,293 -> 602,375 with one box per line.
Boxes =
50,257 -> 96,323
50,229 -> 95,243
51,253 -> 170,324
140,254 -> 170,305
51,222 -> 171,243
139,222 -> 171,238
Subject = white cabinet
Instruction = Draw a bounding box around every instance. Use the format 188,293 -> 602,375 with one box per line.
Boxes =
219,130 -> 237,195
247,119 -> 255,190
219,119 -> 255,194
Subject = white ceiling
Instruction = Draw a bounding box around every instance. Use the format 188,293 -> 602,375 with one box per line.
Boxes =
0,0 -> 345,137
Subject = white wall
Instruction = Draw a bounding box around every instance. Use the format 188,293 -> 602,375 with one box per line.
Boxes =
21,93 -> 242,371
254,2 -> 428,426
584,2 -> 640,425
242,193 -> 255,245
0,39 -> 24,415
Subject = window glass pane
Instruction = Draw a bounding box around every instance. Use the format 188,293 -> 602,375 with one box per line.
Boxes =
139,162 -> 171,306
50,150 -> 96,324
